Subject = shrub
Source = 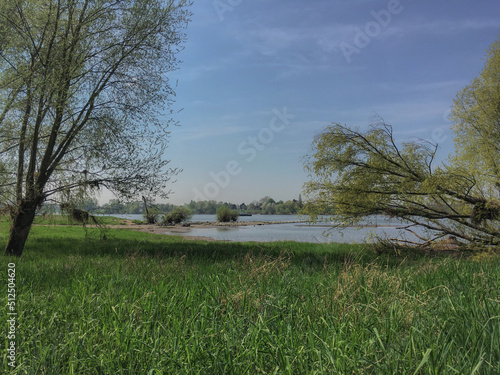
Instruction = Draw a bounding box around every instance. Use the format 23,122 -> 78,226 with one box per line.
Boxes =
216,206 -> 239,222
162,207 -> 192,225
143,208 -> 159,224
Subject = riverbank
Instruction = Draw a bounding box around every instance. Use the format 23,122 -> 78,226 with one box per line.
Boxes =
103,221 -> 306,242
106,219 -> 405,244
29,213 -> 453,245
106,217 -> 402,232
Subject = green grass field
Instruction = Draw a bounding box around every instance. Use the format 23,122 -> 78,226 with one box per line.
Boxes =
1,216 -> 499,374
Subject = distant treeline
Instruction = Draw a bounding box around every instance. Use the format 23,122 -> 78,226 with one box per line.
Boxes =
39,195 -> 321,215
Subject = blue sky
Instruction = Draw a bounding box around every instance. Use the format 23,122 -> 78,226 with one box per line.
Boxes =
160,0 -> 500,206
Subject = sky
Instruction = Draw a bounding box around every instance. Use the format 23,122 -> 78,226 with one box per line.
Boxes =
153,0 -> 500,206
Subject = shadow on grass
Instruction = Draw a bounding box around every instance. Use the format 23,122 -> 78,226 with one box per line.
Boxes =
15,225 -> 441,268
0,217 -> 467,270
1,225 -> 472,292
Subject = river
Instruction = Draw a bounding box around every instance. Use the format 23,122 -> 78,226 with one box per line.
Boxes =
108,214 -> 427,244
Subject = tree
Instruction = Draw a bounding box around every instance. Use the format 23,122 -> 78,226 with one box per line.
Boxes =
216,205 -> 239,223
0,0 -> 191,256
124,201 -> 142,215
450,38 -> 500,187
258,196 -> 272,207
162,206 -> 192,224
247,202 -> 259,213
262,200 -> 276,214
303,38 -> 500,248
142,196 -> 158,224
81,198 -> 99,212
101,199 -> 125,214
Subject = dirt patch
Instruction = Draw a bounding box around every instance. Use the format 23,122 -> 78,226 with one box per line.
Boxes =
105,223 -> 223,241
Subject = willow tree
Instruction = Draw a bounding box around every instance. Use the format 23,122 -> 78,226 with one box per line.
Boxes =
0,0 -> 191,256
303,38 -> 500,248
450,39 -> 500,187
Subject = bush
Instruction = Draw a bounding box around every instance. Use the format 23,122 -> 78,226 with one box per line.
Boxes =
144,214 -> 157,224
143,208 -> 159,224
162,207 -> 192,225
216,206 -> 239,222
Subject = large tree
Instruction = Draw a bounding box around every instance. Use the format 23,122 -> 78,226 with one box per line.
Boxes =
303,38 -> 500,248
450,39 -> 500,187
0,0 -> 191,256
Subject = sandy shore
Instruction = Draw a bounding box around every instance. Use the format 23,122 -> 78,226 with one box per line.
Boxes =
105,220 -> 305,241
104,224 -> 215,241
110,219 -> 301,229
106,220 -> 402,242
35,219 -> 304,240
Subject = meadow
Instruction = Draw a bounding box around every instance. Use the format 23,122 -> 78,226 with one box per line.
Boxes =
1,216 -> 499,374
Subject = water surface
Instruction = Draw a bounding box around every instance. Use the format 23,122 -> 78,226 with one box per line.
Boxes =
109,214 -> 425,244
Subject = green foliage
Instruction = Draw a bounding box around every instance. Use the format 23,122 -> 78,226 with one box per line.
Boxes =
0,0 -> 191,201
216,205 -> 239,222
162,206 -> 192,225
29,215 -> 127,226
143,208 -> 160,224
304,122 -> 439,221
66,197 -> 303,217
187,199 -> 221,214
303,38 -> 500,247
1,0 -> 191,255
450,38 -> 500,183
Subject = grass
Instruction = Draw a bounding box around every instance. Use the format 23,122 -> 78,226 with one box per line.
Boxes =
32,214 -> 130,226
1,216 -> 499,374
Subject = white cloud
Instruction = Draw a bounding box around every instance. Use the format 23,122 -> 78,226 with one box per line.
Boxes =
388,18 -> 500,37
228,15 -> 498,61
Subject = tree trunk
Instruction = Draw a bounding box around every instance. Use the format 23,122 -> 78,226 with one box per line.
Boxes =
4,200 -> 39,257
142,196 -> 150,219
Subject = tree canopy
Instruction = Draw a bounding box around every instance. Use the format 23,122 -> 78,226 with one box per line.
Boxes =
303,37 -> 500,248
0,0 -> 191,255
450,38 -> 500,186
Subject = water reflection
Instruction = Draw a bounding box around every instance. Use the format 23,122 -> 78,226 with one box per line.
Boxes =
165,222 -> 424,244
109,214 -> 427,244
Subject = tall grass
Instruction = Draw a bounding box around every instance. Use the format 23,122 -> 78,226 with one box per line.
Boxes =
1,217 -> 499,374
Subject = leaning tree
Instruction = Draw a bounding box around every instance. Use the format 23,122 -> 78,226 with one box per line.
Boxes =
0,0 -> 191,256
303,38 -> 500,249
